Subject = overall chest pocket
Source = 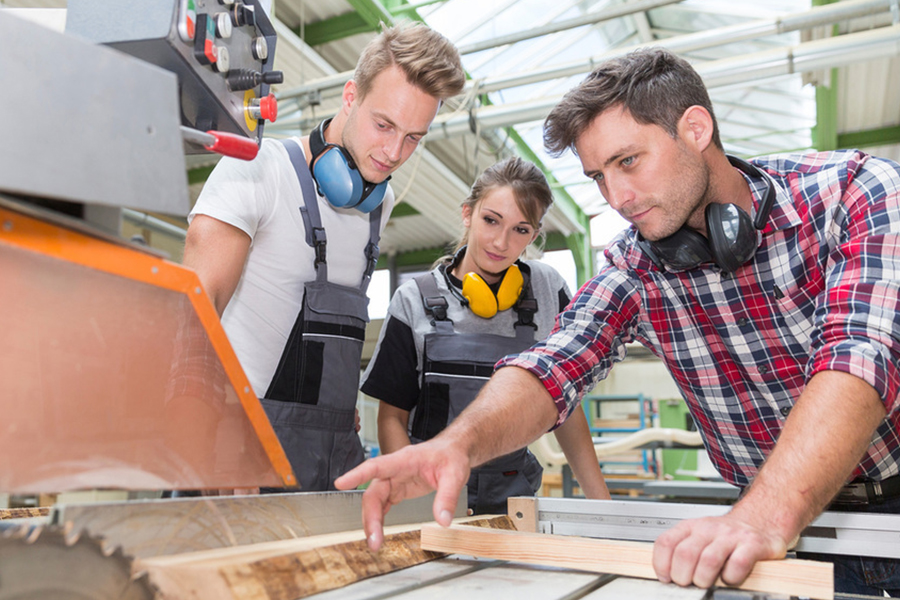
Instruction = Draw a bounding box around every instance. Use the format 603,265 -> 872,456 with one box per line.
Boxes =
266,280 -> 369,408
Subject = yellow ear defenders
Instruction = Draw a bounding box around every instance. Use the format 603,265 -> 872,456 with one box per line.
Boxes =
461,265 -> 524,319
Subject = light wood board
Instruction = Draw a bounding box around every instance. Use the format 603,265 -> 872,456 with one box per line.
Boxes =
420,523 -> 834,600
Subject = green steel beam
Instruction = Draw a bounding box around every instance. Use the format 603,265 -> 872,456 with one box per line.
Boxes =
299,0 -> 433,46
375,245 -> 445,270
813,68 -> 839,151
389,0 -> 447,15
812,0 -> 839,152
188,165 -> 215,186
390,202 -> 421,217
838,125 -> 900,149
300,12 -> 374,46
542,231 -> 570,252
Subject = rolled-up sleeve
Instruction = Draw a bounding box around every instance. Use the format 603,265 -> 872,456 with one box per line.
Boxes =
807,157 -> 900,414
497,268 -> 644,429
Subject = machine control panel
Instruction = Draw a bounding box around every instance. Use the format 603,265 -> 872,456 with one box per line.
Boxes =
66,0 -> 283,155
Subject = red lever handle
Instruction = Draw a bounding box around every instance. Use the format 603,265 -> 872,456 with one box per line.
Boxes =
204,130 -> 259,160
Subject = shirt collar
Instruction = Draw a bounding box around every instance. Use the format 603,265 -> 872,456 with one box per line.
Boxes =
743,160 -> 801,233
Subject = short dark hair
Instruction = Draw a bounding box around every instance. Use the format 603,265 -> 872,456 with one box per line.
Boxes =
543,48 -> 722,156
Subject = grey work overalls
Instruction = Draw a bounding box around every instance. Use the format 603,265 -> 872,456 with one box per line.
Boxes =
260,139 -> 380,491
411,268 -> 543,514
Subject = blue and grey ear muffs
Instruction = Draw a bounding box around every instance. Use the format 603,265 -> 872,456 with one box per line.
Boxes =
461,265 -> 524,319
638,155 -> 777,274
308,118 -> 389,213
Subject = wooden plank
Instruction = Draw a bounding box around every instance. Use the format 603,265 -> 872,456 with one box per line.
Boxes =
138,515 -> 510,600
420,524 -> 834,600
508,497 -> 538,533
0,507 -> 49,520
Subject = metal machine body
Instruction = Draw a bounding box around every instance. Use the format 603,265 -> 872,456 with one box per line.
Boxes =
0,10 -> 189,216
0,2 -> 292,493
66,0 -> 280,147
517,497 -> 900,561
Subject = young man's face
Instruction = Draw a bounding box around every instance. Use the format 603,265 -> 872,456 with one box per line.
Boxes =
340,64 -> 441,184
574,105 -> 711,241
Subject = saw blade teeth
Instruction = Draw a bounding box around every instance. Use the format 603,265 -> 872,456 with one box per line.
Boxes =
63,525 -> 82,546
0,523 -> 156,599
0,523 -> 25,540
24,524 -> 43,544
99,537 -> 118,557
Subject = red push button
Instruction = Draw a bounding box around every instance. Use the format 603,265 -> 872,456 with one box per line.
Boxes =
204,39 -> 217,63
259,94 -> 277,123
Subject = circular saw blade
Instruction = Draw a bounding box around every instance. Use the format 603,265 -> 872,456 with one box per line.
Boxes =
0,523 -> 155,600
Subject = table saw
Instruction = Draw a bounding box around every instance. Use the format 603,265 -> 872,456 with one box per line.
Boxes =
5,491 -> 897,599
0,4 -> 896,600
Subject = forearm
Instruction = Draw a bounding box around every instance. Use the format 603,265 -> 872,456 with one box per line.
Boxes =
553,408 -> 610,499
443,366 -> 559,469
731,370 -> 886,545
376,402 -> 412,455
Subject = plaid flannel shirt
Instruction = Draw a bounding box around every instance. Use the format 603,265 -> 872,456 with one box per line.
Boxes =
498,150 -> 900,487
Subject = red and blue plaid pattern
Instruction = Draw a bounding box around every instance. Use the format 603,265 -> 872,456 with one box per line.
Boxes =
499,150 -> 900,487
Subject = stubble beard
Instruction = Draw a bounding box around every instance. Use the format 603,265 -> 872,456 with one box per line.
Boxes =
641,153 -> 711,242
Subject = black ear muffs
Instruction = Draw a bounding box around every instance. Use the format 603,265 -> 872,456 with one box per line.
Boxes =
307,119 -> 389,213
638,155 -> 776,274
705,202 -> 759,273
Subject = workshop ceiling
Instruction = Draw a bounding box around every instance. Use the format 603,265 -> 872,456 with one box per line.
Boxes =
4,0 -> 899,262
270,0 -> 900,257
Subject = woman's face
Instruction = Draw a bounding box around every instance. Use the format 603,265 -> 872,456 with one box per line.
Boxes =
458,186 -> 539,284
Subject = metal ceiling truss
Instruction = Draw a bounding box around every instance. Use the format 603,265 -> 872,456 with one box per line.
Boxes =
455,0 -> 683,55
280,0 -> 898,102
269,0 -> 899,279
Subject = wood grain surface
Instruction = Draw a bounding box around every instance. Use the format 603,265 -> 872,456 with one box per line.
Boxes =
420,523 -> 834,600
139,515 -> 512,600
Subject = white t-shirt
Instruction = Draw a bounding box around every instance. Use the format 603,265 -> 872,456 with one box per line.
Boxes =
189,137 -> 394,395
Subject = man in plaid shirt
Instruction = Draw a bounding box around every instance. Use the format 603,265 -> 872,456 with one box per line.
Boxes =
337,48 -> 900,594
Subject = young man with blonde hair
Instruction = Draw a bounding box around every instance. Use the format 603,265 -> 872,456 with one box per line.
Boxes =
184,22 -> 465,491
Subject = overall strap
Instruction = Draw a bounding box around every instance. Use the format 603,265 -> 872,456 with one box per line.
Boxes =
361,204 -> 382,292
281,139 -> 384,290
281,138 -> 329,283
512,264 -> 538,343
414,272 -> 455,335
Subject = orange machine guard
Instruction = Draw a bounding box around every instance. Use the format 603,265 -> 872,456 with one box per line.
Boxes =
0,199 -> 296,492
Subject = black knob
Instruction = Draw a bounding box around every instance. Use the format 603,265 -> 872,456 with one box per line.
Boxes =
227,69 -> 262,91
262,71 -> 284,85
